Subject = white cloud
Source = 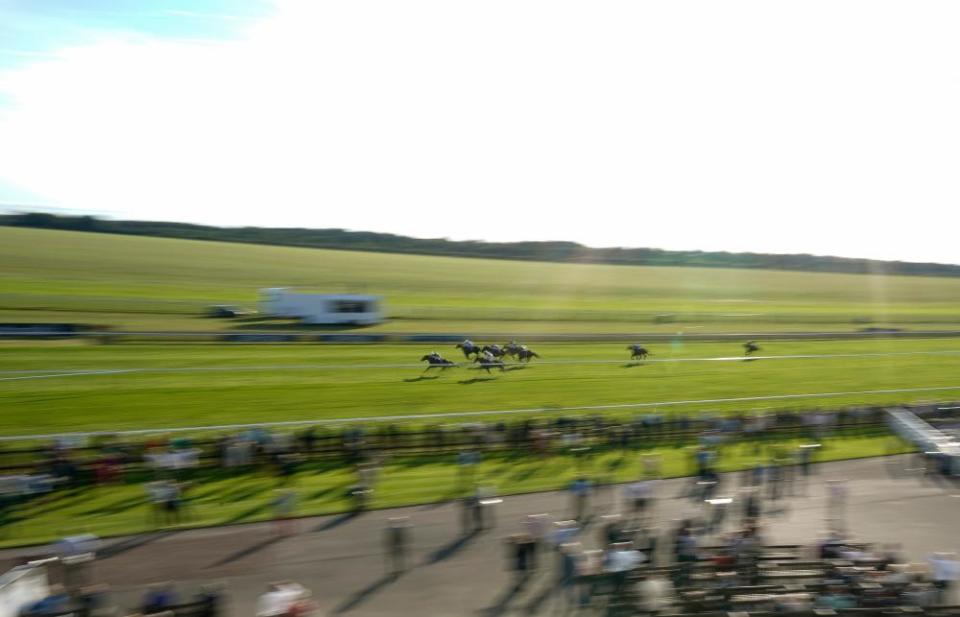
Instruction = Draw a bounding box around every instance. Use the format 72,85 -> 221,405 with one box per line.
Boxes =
1,0 -> 959,262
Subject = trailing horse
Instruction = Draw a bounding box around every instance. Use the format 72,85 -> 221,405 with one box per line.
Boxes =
516,348 -> 540,363
473,356 -> 506,373
421,354 -> 456,371
627,345 -> 651,360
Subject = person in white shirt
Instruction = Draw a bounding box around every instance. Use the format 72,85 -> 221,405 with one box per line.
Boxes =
256,582 -> 307,617
638,574 -> 673,613
929,552 -> 959,604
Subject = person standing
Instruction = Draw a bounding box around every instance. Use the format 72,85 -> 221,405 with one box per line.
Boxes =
569,477 -> 591,523
271,488 -> 298,536
929,552 -> 959,605
385,517 -> 411,576
507,533 -> 536,587
826,479 -> 848,534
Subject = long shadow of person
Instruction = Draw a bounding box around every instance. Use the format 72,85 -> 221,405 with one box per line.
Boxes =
480,573 -> 531,617
332,572 -> 403,614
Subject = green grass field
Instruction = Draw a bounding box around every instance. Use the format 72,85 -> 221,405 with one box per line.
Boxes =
4,226 -> 960,333
3,338 -> 960,436
0,226 -> 953,547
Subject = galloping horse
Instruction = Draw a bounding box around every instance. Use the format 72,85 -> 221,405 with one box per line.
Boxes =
744,341 -> 761,356
481,344 -> 507,359
455,340 -> 482,359
627,345 -> 651,360
421,354 -> 456,371
473,355 -> 506,373
503,341 -> 524,358
516,347 -> 540,363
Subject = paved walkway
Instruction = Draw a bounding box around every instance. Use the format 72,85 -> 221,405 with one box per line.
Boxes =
3,455 -> 958,616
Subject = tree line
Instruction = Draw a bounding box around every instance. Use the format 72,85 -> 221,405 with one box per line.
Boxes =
3,211 -> 958,278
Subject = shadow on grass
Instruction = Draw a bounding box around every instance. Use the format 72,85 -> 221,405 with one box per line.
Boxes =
80,495 -> 148,516
504,365 -> 527,372
403,375 -> 441,383
605,455 -> 627,472
223,501 -> 273,525
220,484 -> 272,504
307,481 -> 353,501
508,465 -> 540,482
458,377 -> 498,385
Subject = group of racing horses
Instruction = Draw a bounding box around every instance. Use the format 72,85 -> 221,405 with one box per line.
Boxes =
421,340 -> 762,373
420,340 -> 539,373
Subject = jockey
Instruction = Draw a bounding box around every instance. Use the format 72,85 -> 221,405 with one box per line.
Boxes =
481,350 -> 495,362
462,339 -> 474,349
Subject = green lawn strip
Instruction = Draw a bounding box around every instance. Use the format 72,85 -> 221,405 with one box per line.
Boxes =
0,435 -> 912,549
3,339 -> 960,435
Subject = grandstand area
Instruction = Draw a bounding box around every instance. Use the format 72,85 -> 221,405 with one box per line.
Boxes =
2,455 -> 958,616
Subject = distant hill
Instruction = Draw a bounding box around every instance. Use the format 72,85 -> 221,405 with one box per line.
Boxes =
3,211 -> 959,278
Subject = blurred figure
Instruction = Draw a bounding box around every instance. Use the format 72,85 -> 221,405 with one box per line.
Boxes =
141,582 -> 177,615
194,583 -> 224,617
523,513 -> 550,549
19,584 -> 70,617
673,521 -> 698,586
604,541 -> 644,596
638,572 -> 674,613
556,542 -> 582,608
826,479 -> 848,533
271,488 -> 298,536
255,581 -> 309,617
385,517 -> 411,576
459,494 -> 475,536
641,453 -> 661,479
456,449 -> 479,490
929,552 -> 959,604
624,476 -> 656,520
569,476 -> 591,522
505,532 -> 536,587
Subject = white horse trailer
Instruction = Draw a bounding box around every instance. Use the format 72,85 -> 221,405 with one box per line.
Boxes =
259,289 -> 383,325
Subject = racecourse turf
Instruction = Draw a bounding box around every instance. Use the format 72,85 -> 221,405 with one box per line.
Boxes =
3,338 -> 960,436
4,226 -> 960,333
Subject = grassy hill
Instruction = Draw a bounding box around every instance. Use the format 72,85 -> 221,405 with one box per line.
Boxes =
3,226 -> 960,333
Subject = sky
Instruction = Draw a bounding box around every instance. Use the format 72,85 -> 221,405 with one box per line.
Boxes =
0,1 -> 958,264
